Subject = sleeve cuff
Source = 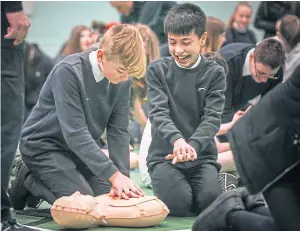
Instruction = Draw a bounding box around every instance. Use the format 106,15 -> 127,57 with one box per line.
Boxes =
189,140 -> 201,154
102,165 -> 119,181
4,2 -> 23,13
170,133 -> 183,145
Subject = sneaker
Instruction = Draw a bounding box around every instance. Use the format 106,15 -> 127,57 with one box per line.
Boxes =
192,190 -> 245,231
8,157 -> 30,210
219,172 -> 239,192
1,219 -> 51,231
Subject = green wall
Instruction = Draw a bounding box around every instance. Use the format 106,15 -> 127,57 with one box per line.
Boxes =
26,1 -> 263,57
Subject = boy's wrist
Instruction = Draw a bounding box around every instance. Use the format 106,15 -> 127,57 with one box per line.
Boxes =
170,133 -> 183,145
109,171 -> 121,183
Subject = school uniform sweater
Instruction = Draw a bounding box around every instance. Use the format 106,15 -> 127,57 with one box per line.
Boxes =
20,51 -> 131,180
146,56 -> 226,168
219,43 -> 283,123
223,28 -> 257,46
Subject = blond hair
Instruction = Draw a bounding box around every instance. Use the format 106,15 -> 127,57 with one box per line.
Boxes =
201,16 -> 225,53
100,24 -> 146,78
136,24 -> 160,64
227,2 -> 252,28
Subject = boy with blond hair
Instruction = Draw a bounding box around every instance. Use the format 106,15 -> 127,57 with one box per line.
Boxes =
9,24 -> 146,209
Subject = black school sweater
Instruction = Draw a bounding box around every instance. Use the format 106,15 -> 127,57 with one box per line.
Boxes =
146,57 -> 226,168
223,28 -> 257,46
219,43 -> 283,123
20,52 -> 131,180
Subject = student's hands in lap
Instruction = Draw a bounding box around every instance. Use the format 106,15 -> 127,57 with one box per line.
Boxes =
166,138 -> 197,164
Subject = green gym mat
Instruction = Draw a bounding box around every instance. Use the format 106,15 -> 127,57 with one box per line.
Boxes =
12,170 -> 196,231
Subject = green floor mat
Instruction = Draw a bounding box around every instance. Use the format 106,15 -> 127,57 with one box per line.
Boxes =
36,216 -> 195,231
12,171 -> 196,230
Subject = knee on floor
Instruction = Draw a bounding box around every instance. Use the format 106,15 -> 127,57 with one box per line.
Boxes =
160,193 -> 192,217
194,190 -> 221,213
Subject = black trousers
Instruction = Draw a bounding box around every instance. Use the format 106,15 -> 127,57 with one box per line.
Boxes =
263,164 -> 300,231
22,151 -> 111,204
149,161 -> 222,217
1,45 -> 25,221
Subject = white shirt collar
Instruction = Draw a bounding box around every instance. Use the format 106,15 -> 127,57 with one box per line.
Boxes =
242,48 -> 255,77
89,50 -> 105,83
175,55 -> 201,69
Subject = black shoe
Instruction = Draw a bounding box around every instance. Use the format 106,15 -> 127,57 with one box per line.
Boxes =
8,157 -> 30,210
192,190 -> 245,231
27,196 -> 43,209
240,188 -> 266,210
219,172 -> 239,192
1,220 -> 51,231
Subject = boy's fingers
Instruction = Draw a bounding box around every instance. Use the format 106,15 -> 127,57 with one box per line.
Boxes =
165,154 -> 174,160
121,192 -> 129,200
172,156 -> 178,164
186,153 -> 191,161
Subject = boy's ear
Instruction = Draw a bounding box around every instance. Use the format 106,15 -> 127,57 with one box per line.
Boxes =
97,49 -> 104,63
200,32 -> 207,46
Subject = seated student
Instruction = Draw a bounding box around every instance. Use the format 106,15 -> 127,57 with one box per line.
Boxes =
201,16 -> 226,53
129,24 -> 160,149
8,24 -> 146,210
54,25 -> 93,64
274,14 -> 300,81
194,64 -> 300,231
24,42 -> 54,122
146,4 -> 226,217
219,37 -> 285,125
228,64 -> 300,231
222,2 -> 257,47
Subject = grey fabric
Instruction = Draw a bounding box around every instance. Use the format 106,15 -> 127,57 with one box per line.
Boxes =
23,152 -> 111,204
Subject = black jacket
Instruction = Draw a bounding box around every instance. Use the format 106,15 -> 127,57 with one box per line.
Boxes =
223,28 -> 257,46
24,42 -> 54,121
121,1 -> 176,44
229,64 -> 300,194
254,1 -> 300,39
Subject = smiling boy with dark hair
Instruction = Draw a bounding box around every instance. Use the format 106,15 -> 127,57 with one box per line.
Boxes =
146,3 -> 226,216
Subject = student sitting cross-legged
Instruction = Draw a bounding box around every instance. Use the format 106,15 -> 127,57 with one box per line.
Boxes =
8,24 -> 146,210
146,3 -> 226,217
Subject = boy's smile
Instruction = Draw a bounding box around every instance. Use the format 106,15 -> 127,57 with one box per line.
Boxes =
168,32 -> 206,68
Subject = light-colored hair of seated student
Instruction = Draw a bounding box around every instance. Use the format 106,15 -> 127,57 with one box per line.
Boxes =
100,24 -> 147,79
227,1 -> 252,28
278,15 -> 300,51
64,25 -> 91,55
135,24 -> 160,64
202,52 -> 229,75
132,24 -> 161,90
201,16 -> 225,53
